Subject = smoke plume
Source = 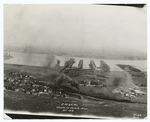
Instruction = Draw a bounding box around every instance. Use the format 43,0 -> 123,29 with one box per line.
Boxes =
105,71 -> 137,90
43,55 -> 56,68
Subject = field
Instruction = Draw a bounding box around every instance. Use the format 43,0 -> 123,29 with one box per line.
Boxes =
4,90 -> 147,119
4,63 -> 147,119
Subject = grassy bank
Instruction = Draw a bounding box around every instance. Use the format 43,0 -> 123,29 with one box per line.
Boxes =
4,90 -> 147,119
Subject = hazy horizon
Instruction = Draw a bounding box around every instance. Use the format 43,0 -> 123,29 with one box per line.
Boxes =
4,4 -> 147,54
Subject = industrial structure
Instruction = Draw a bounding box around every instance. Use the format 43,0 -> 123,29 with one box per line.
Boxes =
57,58 -> 110,77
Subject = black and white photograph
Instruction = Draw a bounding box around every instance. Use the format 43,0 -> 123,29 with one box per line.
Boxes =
3,3 -> 147,119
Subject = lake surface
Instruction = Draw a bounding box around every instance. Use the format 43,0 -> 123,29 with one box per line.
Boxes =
4,52 -> 147,72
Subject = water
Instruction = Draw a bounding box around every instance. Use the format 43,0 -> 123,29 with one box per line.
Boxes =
4,52 -> 147,72
56,56 -> 147,71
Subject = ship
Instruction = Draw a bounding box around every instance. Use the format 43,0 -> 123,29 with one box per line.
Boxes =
4,53 -> 14,60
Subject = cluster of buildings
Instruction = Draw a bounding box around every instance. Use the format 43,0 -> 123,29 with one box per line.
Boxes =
4,72 -> 52,95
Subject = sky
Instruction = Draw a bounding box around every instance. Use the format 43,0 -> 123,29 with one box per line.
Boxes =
4,4 -> 147,54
